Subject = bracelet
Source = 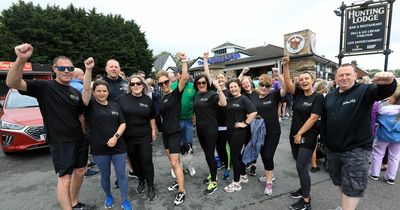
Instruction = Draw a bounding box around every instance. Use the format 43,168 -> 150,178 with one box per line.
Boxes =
114,133 -> 120,139
244,121 -> 249,126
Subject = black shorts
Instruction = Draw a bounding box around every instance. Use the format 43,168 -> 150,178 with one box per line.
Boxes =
326,147 -> 370,197
50,139 -> 89,177
162,131 -> 182,154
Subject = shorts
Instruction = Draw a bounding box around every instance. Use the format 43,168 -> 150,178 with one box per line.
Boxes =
162,131 -> 182,154
50,139 -> 89,177
180,119 -> 193,144
326,147 -> 371,197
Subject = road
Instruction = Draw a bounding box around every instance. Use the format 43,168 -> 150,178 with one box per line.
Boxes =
1,120 -> 399,210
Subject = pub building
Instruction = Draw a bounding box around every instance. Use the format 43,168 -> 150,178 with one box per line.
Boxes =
172,29 -> 368,82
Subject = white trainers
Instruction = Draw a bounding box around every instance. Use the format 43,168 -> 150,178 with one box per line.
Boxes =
239,175 -> 249,184
264,182 -> 273,195
171,168 -> 176,179
259,174 -> 276,183
224,182 -> 242,192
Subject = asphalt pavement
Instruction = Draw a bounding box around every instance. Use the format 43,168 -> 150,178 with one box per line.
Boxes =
1,119 -> 399,210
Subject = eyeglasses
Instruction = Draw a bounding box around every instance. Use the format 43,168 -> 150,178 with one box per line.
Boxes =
130,82 -> 143,87
54,66 -> 74,72
259,83 -> 271,88
196,81 -> 207,86
158,80 -> 170,86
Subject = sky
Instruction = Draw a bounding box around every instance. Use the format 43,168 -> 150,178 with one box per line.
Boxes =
1,0 -> 399,70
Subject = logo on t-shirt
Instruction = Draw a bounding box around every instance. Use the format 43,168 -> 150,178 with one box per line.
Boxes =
163,99 -> 168,103
232,103 -> 240,108
69,94 -> 79,101
303,102 -> 313,107
343,99 -> 356,105
111,111 -> 119,116
263,101 -> 272,105
200,98 -> 208,102
139,103 -> 148,108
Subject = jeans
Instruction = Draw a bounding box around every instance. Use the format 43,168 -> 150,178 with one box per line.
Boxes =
369,140 -> 400,180
180,119 -> 193,145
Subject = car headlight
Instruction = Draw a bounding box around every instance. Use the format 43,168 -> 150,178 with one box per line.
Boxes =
1,121 -> 25,130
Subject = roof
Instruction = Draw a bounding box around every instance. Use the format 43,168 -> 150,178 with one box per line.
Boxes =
153,53 -> 173,71
225,44 -> 284,66
211,42 -> 245,52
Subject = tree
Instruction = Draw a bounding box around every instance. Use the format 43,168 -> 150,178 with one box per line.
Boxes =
0,1 -> 154,76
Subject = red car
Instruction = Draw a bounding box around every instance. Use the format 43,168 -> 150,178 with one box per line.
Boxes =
1,89 -> 47,155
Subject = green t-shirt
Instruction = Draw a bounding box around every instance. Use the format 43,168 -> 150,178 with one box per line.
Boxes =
171,80 -> 196,120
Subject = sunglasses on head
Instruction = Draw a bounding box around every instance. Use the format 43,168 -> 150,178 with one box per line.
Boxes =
196,81 -> 207,86
158,80 -> 170,87
130,82 -> 142,86
54,66 -> 74,72
259,83 -> 271,88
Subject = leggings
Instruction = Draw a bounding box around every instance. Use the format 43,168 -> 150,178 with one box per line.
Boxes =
295,147 -> 313,198
93,153 -> 128,200
216,129 -> 230,170
127,141 -> 155,187
197,128 -> 218,181
227,128 -> 247,182
261,132 -> 281,171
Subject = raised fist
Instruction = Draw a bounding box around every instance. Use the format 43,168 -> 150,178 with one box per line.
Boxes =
282,56 -> 290,65
84,57 -> 95,70
203,52 -> 209,59
178,52 -> 186,61
15,43 -> 33,61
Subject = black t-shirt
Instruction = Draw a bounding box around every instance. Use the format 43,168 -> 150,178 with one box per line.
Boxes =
115,94 -> 155,144
85,98 -> 126,155
290,86 -> 324,148
194,90 -> 220,129
217,89 -> 230,127
159,88 -> 183,135
244,91 -> 259,104
19,80 -> 86,144
253,90 -> 282,133
225,95 -> 257,130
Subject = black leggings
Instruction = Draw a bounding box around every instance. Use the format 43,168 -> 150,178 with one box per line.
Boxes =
216,129 -> 229,169
261,132 -> 281,171
127,141 -> 155,187
227,128 -> 247,182
295,147 -> 313,198
197,128 -> 218,181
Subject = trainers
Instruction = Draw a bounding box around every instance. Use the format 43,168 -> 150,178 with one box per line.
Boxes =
168,181 -> 179,191
174,191 -> 186,206
368,174 -> 379,181
136,181 -> 146,193
289,198 -> 311,210
224,182 -> 242,192
259,174 -> 276,183
84,169 -> 100,177
128,170 -> 138,179
147,186 -> 157,201
87,161 -> 96,168
264,182 -> 273,195
171,168 -> 176,178
114,180 -> 119,189
249,165 -> 256,176
310,166 -> 320,173
289,188 -> 303,199
204,182 -> 218,195
239,175 -> 249,184
223,169 -> 231,180
121,200 -> 133,210
104,195 -> 114,209
385,178 -> 395,185
72,202 -> 90,210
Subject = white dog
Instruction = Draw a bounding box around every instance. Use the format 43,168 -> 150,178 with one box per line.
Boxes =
171,143 -> 196,178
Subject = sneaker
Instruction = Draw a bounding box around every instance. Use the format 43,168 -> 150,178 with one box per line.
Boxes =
128,170 -> 138,179
168,181 -> 179,191
289,188 -> 302,199
114,180 -> 119,189
264,182 -> 273,195
147,186 -> 157,201
121,200 -> 133,210
84,169 -> 100,177
310,166 -> 320,173
368,174 -> 379,181
188,163 -> 196,176
224,182 -> 242,192
385,178 -> 395,185
239,175 -> 249,184
259,174 -> 276,183
223,169 -> 231,180
249,165 -> 256,176
104,195 -> 114,209
171,168 -> 176,178
245,163 -> 252,170
72,202 -> 90,210
217,162 -> 225,170
289,198 -> 311,210
136,181 -> 146,193
174,191 -> 186,206
87,162 -> 96,168
204,182 -> 218,195
203,175 -> 211,184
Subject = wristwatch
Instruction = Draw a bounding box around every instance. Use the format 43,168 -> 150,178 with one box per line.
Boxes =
114,133 -> 120,139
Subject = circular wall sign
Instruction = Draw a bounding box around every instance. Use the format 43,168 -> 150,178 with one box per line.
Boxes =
286,34 -> 305,54
310,33 -> 316,53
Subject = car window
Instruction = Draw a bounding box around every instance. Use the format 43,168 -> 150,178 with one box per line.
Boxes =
6,90 -> 39,109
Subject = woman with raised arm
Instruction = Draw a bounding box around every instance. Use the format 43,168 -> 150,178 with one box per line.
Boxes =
282,56 -> 323,210
81,58 -> 132,210
156,52 -> 189,206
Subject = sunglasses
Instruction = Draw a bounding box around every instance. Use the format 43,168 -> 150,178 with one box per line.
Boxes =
130,82 -> 143,86
259,83 -> 272,88
54,66 -> 74,72
158,80 -> 170,87
196,81 -> 207,86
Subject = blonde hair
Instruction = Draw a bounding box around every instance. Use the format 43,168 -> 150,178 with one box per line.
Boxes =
156,70 -> 169,80
314,80 -> 329,94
